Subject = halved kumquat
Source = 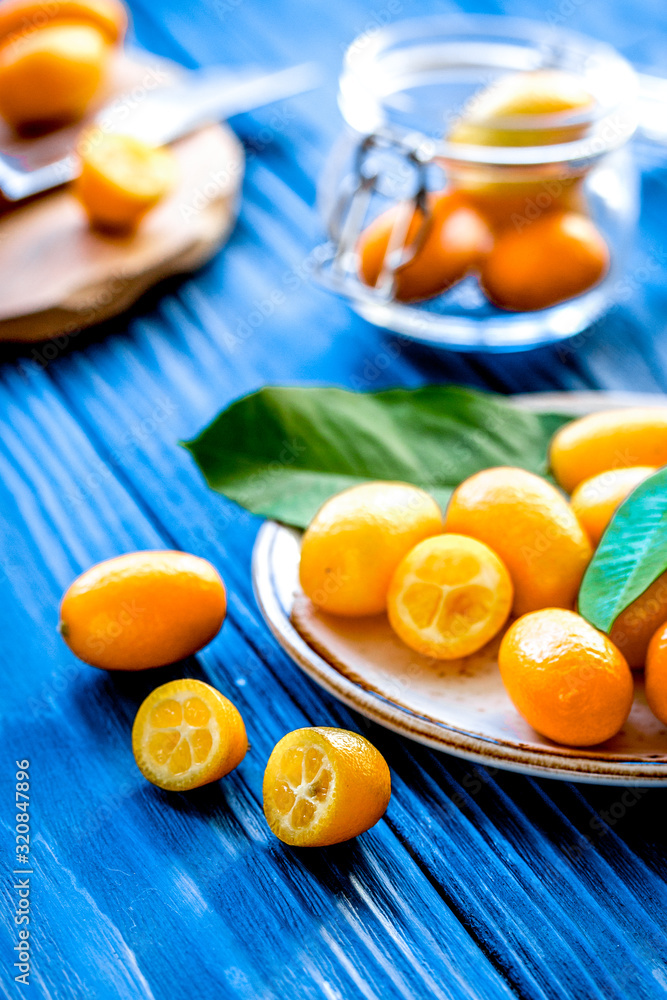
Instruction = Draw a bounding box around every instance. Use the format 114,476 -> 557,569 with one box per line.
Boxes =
132,679 -> 247,791
75,132 -> 177,232
263,727 -> 390,847
387,533 -> 513,659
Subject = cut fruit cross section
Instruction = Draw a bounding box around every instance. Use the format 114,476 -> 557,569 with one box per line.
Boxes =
271,744 -> 334,835
132,678 -> 247,791
263,727 -> 391,847
388,533 -> 513,659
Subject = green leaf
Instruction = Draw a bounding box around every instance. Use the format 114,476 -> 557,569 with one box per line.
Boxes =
579,467 -> 667,632
183,384 -> 573,529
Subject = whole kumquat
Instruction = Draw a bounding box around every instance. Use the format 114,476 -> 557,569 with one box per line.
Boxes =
0,0 -> 126,130
446,69 -> 595,228
0,23 -> 110,129
299,482 -> 443,617
480,211 -> 609,312
357,190 -> 492,302
570,466 -> 655,547
550,407 -> 667,494
59,550 -> 226,670
448,69 -> 595,148
609,571 -> 667,669
444,466 -> 592,617
499,609 -> 633,747
646,623 -> 667,726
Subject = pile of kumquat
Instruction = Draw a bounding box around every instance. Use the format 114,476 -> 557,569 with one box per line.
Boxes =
299,406 -> 667,748
54,406 -> 667,842
357,69 -> 610,312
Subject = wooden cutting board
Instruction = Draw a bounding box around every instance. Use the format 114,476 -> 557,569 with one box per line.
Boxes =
0,54 -> 244,342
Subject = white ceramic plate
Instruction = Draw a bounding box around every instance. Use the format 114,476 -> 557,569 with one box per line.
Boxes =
252,391 -> 667,784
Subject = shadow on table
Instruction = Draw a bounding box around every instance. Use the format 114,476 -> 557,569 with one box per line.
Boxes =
71,652 -> 212,723
0,269 -> 192,371
266,833 -> 369,888
140,772 -> 242,820
358,305 -> 663,397
389,728 -> 667,884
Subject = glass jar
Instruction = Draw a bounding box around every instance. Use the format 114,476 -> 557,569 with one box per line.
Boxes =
316,14 -> 642,352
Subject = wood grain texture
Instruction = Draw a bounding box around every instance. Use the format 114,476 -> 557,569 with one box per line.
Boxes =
0,123 -> 242,341
1,0 -> 667,998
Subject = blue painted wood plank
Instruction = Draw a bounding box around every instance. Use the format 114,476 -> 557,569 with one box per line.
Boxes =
2,0 -> 667,997
5,292 -> 665,999
0,370 -> 521,1000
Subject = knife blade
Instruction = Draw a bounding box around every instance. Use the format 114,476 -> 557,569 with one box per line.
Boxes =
0,61 -> 321,202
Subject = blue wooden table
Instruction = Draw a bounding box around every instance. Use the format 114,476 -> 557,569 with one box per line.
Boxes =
2,1 -> 667,997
